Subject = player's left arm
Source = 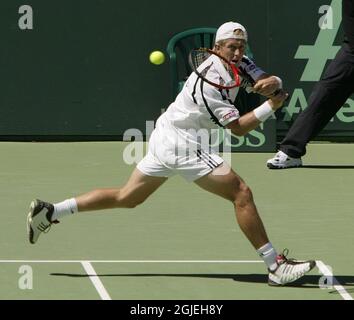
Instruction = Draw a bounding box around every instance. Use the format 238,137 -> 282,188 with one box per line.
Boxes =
238,56 -> 282,97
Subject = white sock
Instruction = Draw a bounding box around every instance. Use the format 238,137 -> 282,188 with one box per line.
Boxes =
257,242 -> 278,271
52,198 -> 78,221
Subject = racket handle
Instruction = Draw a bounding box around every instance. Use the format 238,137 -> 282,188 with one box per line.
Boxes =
272,89 -> 290,101
272,89 -> 282,96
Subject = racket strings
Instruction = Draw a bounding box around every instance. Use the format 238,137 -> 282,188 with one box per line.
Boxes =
192,50 -> 211,69
189,48 -> 240,89
192,50 -> 233,79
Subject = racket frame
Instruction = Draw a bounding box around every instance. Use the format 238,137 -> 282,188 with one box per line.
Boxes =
189,48 -> 241,90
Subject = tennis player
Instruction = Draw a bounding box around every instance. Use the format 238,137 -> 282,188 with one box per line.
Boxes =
27,21 -> 315,286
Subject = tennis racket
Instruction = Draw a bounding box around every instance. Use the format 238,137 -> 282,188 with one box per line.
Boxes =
189,47 -> 286,98
188,48 -> 241,89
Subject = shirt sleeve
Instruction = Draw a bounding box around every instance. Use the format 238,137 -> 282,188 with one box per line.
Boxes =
238,55 -> 267,86
199,81 -> 240,127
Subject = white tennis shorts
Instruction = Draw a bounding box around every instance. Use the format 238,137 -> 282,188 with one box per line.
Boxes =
137,119 -> 224,182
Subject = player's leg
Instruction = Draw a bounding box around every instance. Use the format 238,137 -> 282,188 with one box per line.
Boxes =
27,121 -> 174,245
75,168 -> 167,211
194,163 -> 315,285
27,168 -> 167,244
194,163 -> 268,249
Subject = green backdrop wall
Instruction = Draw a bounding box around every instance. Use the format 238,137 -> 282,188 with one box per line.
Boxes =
0,0 -> 352,143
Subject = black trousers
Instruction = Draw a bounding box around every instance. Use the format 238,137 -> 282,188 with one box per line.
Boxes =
279,43 -> 354,158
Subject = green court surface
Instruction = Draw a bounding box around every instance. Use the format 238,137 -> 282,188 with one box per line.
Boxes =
1,141 -> 353,300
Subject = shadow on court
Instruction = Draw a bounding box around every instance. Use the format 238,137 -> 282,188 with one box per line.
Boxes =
50,273 -> 354,290
300,165 -> 354,169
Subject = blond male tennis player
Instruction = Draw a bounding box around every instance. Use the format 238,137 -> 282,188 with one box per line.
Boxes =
27,22 -> 315,286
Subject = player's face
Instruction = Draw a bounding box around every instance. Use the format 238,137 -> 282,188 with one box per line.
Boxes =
217,39 -> 246,64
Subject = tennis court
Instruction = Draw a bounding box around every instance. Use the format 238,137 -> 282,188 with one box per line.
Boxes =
1,141 -> 353,299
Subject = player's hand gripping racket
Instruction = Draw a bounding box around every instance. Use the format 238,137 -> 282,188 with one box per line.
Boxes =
188,48 -> 241,90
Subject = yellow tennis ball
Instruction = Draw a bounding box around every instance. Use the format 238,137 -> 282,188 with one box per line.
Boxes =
149,51 -> 165,65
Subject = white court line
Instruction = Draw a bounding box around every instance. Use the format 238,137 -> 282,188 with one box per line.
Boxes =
2,259 -> 351,300
316,260 -> 353,300
0,260 -> 263,263
81,261 -> 111,300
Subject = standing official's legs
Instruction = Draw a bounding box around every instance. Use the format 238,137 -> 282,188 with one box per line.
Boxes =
280,46 -> 354,158
267,45 -> 354,168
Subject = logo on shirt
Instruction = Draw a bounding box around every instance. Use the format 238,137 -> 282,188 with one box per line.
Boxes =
221,111 -> 237,122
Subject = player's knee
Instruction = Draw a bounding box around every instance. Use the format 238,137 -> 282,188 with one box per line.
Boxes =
232,182 -> 253,208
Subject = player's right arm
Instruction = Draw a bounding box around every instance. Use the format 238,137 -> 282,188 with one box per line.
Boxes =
226,91 -> 288,136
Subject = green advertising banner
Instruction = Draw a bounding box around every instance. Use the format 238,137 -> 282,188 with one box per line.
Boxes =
270,0 -> 354,139
218,119 -> 276,152
0,0 -> 352,147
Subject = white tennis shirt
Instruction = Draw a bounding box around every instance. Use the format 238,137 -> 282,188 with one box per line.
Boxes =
138,54 -> 266,180
163,54 -> 239,131
160,54 -> 266,135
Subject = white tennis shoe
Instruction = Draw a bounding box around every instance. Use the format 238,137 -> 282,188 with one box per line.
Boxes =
267,151 -> 302,169
268,249 -> 316,286
27,199 -> 59,244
